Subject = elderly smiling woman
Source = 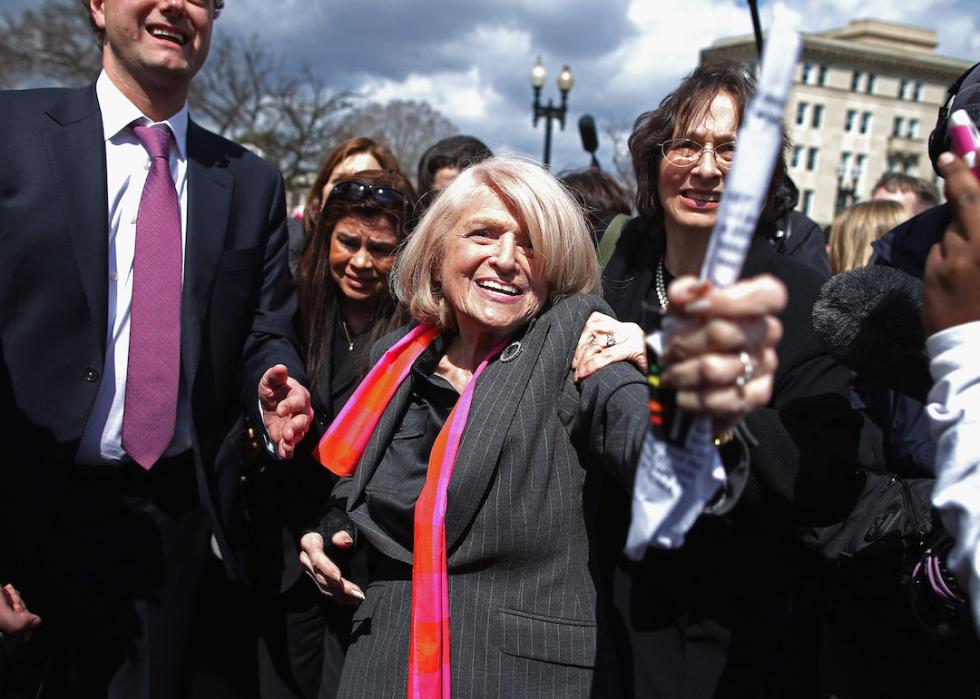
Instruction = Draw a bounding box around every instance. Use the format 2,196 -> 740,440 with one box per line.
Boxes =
300,155 -> 786,697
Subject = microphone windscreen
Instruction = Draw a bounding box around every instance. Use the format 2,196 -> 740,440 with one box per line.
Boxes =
812,265 -> 931,402
579,115 -> 599,154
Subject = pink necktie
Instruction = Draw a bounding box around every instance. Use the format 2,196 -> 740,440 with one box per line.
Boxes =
122,124 -> 182,469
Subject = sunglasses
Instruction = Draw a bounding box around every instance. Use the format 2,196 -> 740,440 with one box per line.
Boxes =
328,181 -> 408,210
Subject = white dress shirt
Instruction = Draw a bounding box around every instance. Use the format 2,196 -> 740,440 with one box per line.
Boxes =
76,71 -> 192,464
926,318 -> 980,631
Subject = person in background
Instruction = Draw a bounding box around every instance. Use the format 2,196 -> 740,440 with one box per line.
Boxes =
828,200 -> 908,274
415,134 -> 493,212
252,170 -> 417,698
872,172 -> 941,218
573,61 -> 860,697
288,138 -> 401,275
770,177 -> 833,277
299,155 -> 785,697
559,166 -> 632,237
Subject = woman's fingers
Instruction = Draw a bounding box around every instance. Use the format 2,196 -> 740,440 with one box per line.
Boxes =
663,347 -> 778,389
298,531 -> 364,603
670,274 -> 788,318
674,373 -> 775,420
573,314 -> 648,381
665,315 -> 781,362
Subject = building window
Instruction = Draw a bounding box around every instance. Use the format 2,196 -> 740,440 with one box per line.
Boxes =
802,190 -> 814,215
840,151 -> 852,178
904,155 -> 919,174
845,109 -> 857,132
908,118 -> 919,139
899,78 -> 910,100
888,154 -> 902,172
914,80 -> 925,101
856,154 -> 867,182
791,145 -> 804,169
818,64 -> 829,87
801,62 -> 813,84
812,104 -> 824,129
893,116 -> 904,137
796,101 -> 808,126
860,112 -> 872,135
851,70 -> 862,92
866,73 -> 877,95
807,147 -> 819,172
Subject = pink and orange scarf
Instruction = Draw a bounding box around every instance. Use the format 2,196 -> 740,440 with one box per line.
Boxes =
314,323 -> 508,698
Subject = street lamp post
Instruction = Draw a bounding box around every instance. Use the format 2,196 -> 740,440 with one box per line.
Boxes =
835,162 -> 862,213
530,58 -> 574,167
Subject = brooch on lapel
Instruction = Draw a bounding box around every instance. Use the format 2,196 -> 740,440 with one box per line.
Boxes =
500,341 -> 522,363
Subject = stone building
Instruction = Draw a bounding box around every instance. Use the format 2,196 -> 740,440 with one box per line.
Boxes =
702,19 -> 973,226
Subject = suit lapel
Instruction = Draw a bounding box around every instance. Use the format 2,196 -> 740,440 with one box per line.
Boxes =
181,121 -> 233,390
41,85 -> 109,354
444,315 -> 552,552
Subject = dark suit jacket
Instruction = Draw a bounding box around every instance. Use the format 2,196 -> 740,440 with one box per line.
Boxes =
331,294 -> 648,698
0,84 -> 305,583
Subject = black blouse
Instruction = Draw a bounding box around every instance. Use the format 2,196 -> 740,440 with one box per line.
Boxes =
363,335 -> 458,550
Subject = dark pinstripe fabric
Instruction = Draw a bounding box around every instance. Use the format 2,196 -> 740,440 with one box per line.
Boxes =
333,294 -> 648,698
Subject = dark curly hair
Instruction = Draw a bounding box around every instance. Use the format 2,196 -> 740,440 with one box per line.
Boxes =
628,60 -> 788,228
81,0 -> 226,43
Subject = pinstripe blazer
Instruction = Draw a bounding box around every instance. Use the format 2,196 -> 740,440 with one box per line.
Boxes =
332,293 -> 648,698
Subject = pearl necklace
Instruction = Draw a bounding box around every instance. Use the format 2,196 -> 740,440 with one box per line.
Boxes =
655,254 -> 669,311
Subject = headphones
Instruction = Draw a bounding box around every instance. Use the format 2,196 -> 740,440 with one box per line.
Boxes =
928,61 -> 980,175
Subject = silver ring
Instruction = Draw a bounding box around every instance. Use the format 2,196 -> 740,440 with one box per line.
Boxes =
736,351 -> 754,388
604,334 -> 617,349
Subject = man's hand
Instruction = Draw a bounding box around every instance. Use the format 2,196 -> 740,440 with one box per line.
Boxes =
924,149 -> 980,336
259,364 -> 313,459
0,584 -> 41,636
299,531 -> 365,604
662,275 -> 786,433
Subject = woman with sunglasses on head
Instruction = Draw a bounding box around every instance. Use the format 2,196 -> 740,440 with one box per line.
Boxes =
287,138 -> 402,276
254,169 -> 417,699
572,62 -> 861,697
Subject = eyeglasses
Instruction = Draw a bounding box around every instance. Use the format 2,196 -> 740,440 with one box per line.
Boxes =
660,138 -> 737,170
328,181 -> 408,210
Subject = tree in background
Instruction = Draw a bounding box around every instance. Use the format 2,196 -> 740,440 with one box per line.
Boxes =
1,0 -> 460,194
337,99 -> 457,180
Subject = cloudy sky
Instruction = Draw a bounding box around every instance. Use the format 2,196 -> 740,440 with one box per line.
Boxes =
4,0 -> 979,173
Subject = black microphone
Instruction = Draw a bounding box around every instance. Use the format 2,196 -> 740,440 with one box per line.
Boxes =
811,265 -> 932,402
578,115 -> 600,168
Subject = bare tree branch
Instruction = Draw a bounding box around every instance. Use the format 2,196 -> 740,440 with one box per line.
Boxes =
1,0 -> 101,87
337,99 -> 457,180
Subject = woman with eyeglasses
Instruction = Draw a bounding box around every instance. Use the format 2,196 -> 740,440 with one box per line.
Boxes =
254,169 -> 417,698
572,62 -> 861,697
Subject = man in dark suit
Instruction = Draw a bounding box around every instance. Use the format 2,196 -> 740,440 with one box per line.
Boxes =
0,0 -> 312,695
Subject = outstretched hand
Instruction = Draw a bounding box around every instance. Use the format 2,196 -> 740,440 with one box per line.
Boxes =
259,364 -> 313,459
923,149 -> 980,335
0,584 -> 41,636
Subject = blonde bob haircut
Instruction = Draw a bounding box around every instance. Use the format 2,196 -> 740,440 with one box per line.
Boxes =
392,155 -> 600,329
828,199 -> 907,275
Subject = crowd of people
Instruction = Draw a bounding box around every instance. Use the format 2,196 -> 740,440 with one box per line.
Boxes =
1,1 -> 980,698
